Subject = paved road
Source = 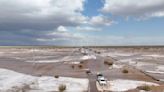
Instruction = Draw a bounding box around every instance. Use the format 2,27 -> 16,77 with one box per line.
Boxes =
86,49 -> 110,92
88,74 -> 99,92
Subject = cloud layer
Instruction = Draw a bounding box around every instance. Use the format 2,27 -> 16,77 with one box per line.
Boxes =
102,0 -> 164,19
0,0 -> 86,31
0,0 -> 88,45
0,0 -> 164,46
89,15 -> 114,26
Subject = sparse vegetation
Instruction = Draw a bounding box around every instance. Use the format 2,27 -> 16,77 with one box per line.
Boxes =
71,65 -> 75,69
37,74 -> 42,77
78,64 -> 83,69
97,51 -> 101,54
122,69 -> 129,73
58,84 -> 66,92
86,70 -> 91,74
54,75 -> 59,78
94,50 -> 101,54
80,61 -> 84,64
137,85 -> 151,91
104,60 -> 113,66
82,53 -> 87,55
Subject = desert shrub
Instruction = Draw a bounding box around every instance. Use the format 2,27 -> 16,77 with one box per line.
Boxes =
37,74 -> 42,77
58,84 -> 66,92
104,60 -> 113,66
97,51 -> 101,54
71,65 -> 75,69
78,64 -> 83,69
82,53 -> 87,55
86,70 -> 91,74
137,85 -> 151,91
54,75 -> 59,78
122,69 -> 129,73
80,61 -> 84,64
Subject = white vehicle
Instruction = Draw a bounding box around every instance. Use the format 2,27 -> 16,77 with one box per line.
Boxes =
80,48 -> 88,55
97,73 -> 107,86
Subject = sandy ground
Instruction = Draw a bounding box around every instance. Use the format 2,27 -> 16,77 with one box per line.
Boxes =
0,68 -> 89,92
0,47 -> 164,92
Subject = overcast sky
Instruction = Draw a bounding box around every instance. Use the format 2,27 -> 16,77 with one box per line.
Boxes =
0,0 -> 164,46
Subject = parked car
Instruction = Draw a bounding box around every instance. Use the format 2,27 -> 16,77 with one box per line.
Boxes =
96,73 -> 107,86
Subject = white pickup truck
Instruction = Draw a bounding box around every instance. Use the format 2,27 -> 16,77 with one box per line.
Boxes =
96,73 -> 107,86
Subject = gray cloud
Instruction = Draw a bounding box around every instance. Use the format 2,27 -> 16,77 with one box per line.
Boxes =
0,0 -> 86,31
0,0 -> 87,45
